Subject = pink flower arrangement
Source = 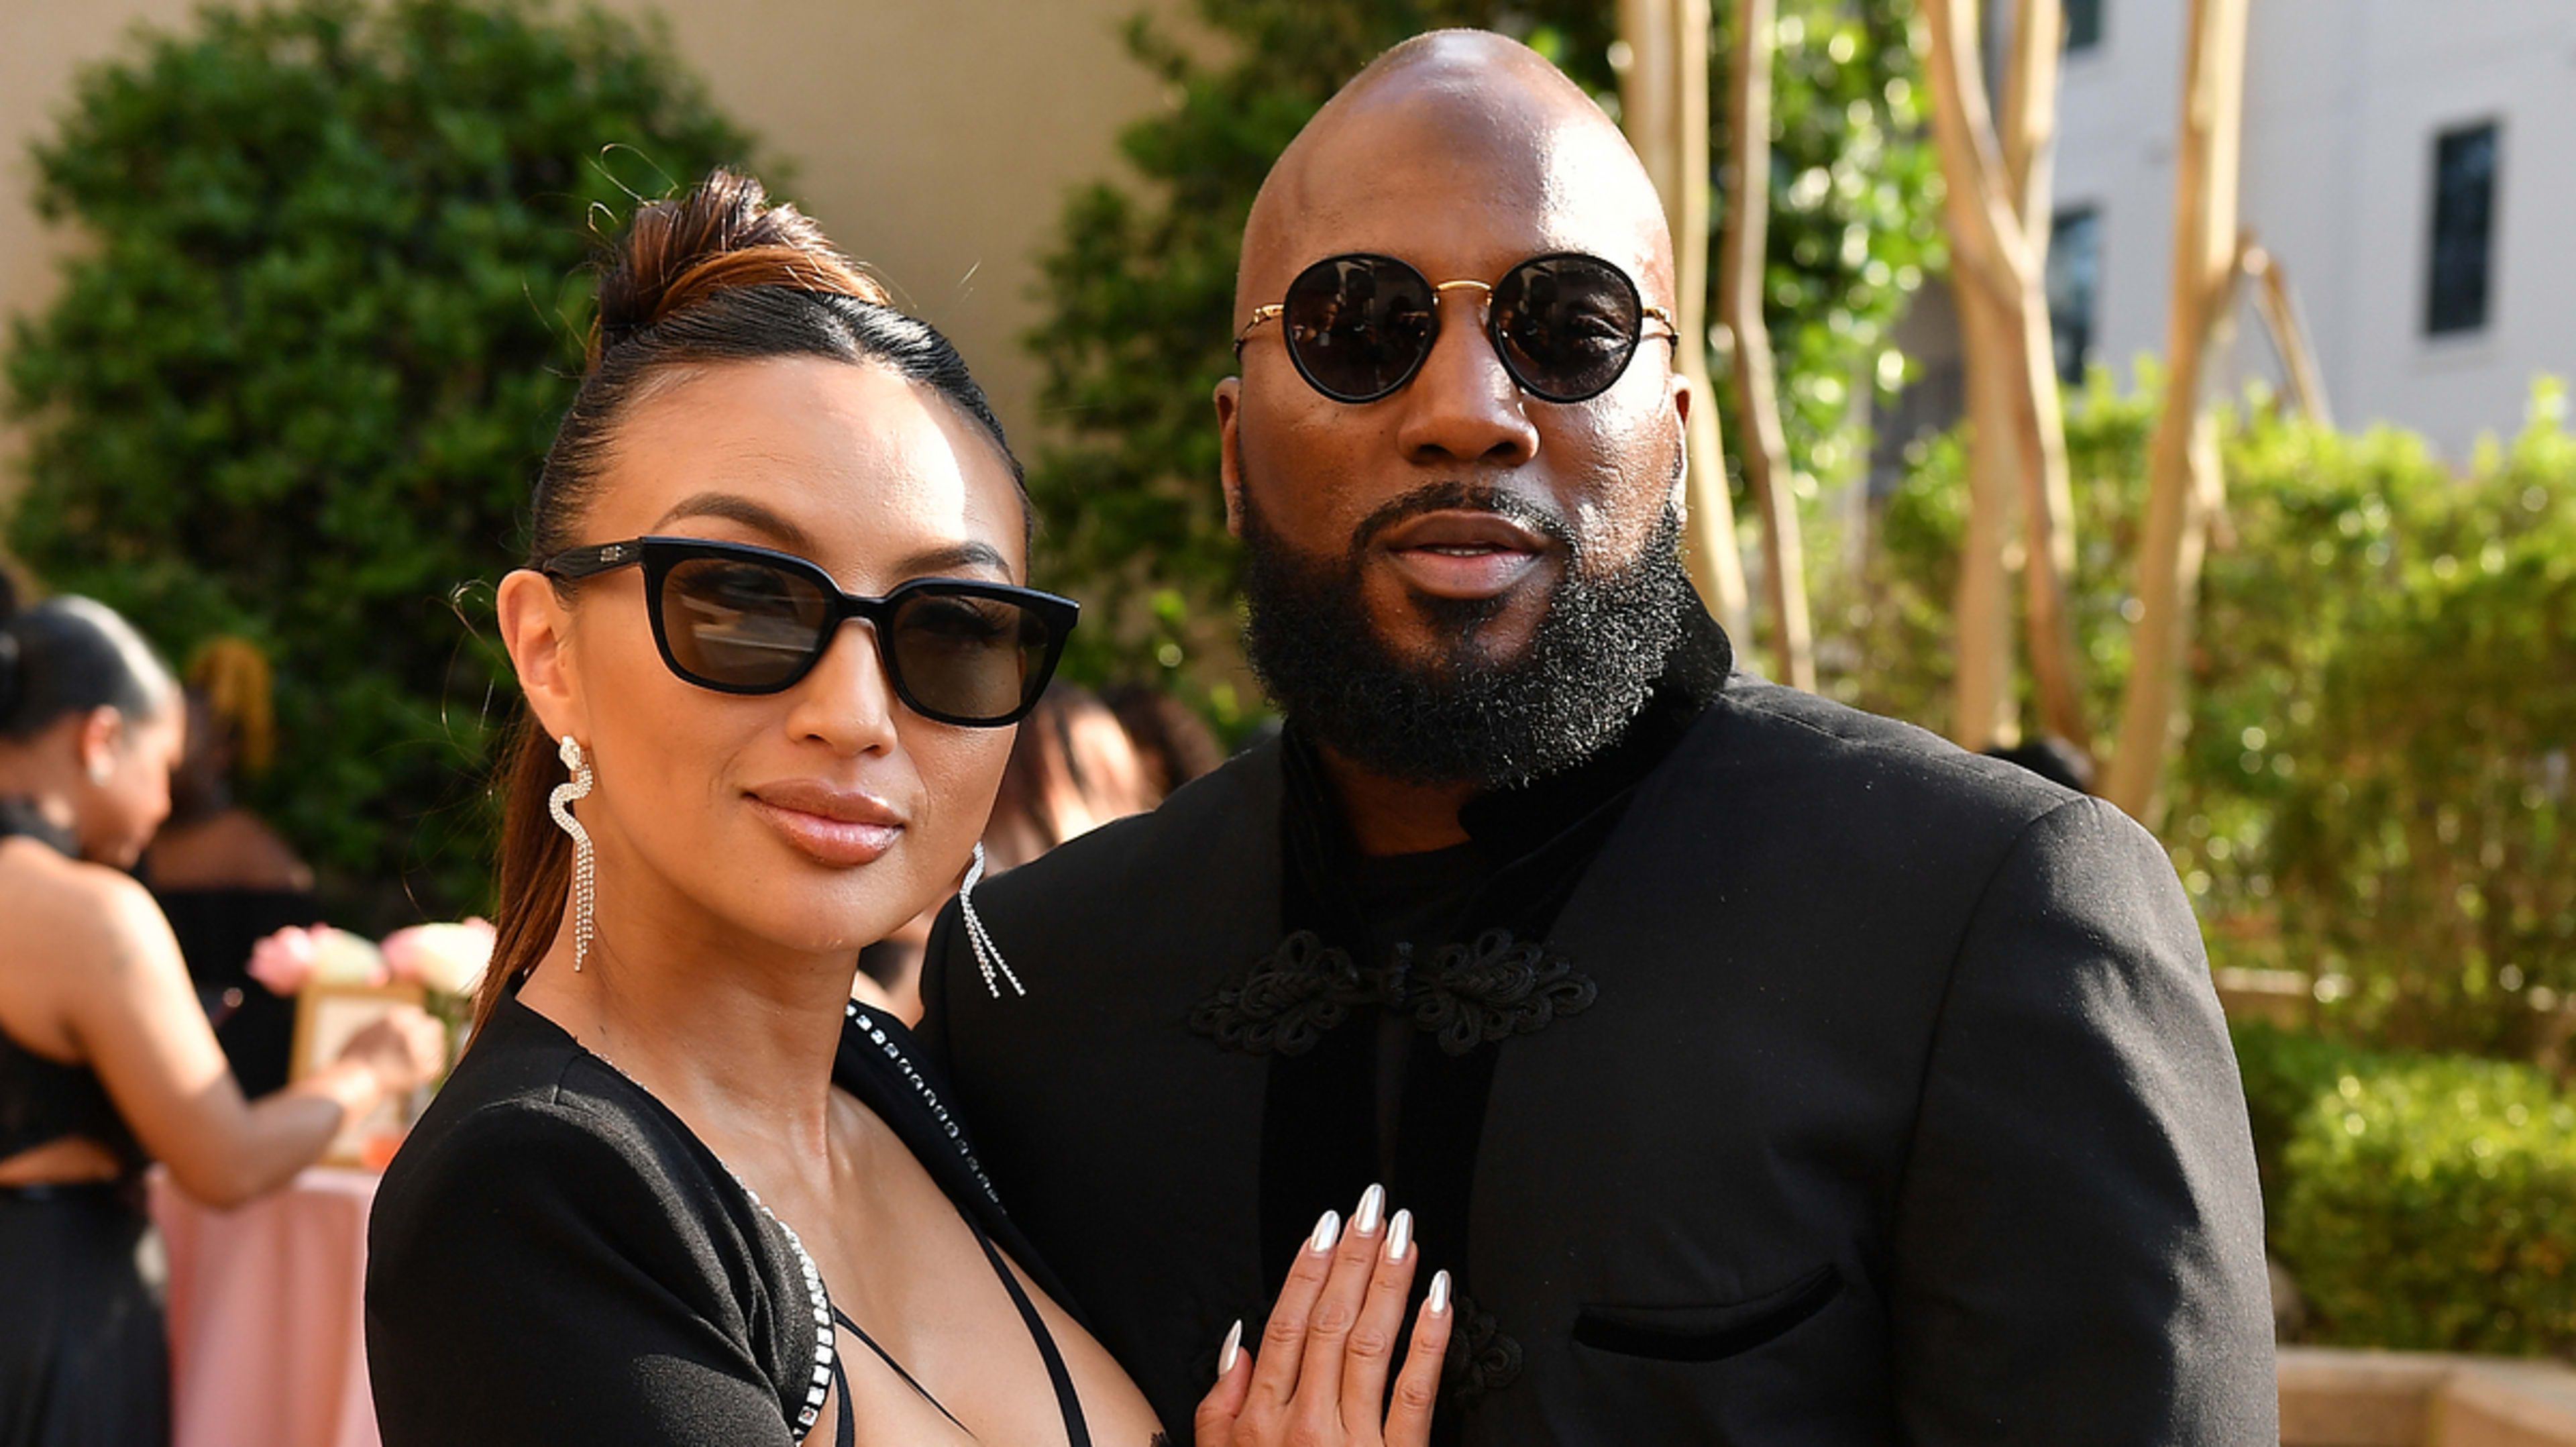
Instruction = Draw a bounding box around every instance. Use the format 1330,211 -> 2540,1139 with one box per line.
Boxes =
246,925 -> 384,995
247,918 -> 493,1000
380,918 -> 496,998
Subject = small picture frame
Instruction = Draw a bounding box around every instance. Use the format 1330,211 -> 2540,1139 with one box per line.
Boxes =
290,980 -> 427,1168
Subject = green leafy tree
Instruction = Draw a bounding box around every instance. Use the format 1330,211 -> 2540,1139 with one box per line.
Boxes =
6,0 -> 757,924
1837,378 -> 2576,1055
1024,0 -> 1936,714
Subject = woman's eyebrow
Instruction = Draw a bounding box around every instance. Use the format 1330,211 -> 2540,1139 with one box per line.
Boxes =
894,541 -> 1012,578
651,492 -> 816,552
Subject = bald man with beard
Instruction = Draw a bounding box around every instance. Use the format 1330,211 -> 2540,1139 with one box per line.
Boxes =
920,32 -> 2274,1445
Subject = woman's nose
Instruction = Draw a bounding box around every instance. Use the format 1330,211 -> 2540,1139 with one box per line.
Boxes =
782,620 -> 902,755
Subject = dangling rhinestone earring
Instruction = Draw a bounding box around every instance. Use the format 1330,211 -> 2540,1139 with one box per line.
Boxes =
957,842 -> 1024,1000
548,735 -> 596,972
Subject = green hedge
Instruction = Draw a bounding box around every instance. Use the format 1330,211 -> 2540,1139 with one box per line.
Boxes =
5,0 -> 756,926
1838,379 -> 2576,1053
2235,1021 -> 2576,1352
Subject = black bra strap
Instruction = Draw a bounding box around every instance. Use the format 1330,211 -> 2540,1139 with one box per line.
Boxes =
830,1305 -> 971,1438
965,1215 -> 1093,1447
833,1346 -> 854,1447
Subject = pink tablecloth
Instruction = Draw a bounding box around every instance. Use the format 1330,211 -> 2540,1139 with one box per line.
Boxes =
150,1167 -> 382,1447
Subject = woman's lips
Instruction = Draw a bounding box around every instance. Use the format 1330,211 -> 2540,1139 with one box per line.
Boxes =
745,784 -> 904,867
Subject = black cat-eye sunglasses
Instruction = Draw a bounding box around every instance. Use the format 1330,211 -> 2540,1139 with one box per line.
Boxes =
537,535 -> 1077,727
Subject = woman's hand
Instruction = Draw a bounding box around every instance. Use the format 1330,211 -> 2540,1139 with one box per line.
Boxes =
1194,1185 -> 1454,1447
335,1004 -> 448,1095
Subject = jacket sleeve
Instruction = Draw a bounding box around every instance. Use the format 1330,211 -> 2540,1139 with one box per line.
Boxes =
366,1102 -> 801,1447
914,896 -> 967,1079
1889,795 -> 2277,1444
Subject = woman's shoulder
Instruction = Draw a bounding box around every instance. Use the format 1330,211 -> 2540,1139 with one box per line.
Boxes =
366,1000 -> 820,1444
0,839 -> 162,950
0,841 -> 186,1042
373,1001 -> 729,1263
144,810 -> 313,892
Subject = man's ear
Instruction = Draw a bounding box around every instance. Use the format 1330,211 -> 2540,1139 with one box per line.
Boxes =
1668,369 -> 1697,518
1214,376 -> 1247,538
496,570 -> 584,744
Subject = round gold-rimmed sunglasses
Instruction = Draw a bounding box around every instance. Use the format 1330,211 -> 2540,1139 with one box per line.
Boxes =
537,535 -> 1078,727
1234,251 -> 1677,404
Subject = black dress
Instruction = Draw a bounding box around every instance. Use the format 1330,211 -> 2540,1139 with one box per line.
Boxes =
150,883 -> 323,1098
0,800 -> 167,1447
366,994 -> 1104,1446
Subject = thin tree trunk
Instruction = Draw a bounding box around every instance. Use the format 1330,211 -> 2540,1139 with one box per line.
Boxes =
1997,0 -> 2090,757
2102,0 -> 2251,822
1719,0 -> 1815,690
1619,0 -> 1751,643
2243,242 -> 2334,427
1923,0 -> 2088,755
1923,0 -> 2021,751
1952,290 -> 2021,750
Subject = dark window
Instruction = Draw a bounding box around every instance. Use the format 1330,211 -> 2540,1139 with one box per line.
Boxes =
2426,121 -> 2499,336
2065,0 -> 2104,51
2047,207 -> 2102,386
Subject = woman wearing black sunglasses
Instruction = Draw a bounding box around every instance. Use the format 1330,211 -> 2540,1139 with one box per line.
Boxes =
364,170 -> 1448,1447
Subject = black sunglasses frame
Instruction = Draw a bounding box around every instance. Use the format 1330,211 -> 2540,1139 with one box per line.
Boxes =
1234,250 -> 1679,405
537,535 -> 1079,727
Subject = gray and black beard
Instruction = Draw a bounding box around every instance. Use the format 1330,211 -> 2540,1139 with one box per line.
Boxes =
1239,481 -> 1690,790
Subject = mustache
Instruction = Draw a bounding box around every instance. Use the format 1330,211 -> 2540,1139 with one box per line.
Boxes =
1347,481 -> 1576,558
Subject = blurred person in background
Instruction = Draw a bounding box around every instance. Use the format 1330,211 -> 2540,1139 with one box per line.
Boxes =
856,682 -> 1160,1021
1981,736 -> 2095,795
981,682 -> 1159,871
1099,682 -> 1226,800
0,591 -> 445,1447
142,637 -> 323,1095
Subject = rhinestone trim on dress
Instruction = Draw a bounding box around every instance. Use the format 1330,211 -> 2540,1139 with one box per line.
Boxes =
584,1047 -> 836,1436
847,1001 -> 1002,1206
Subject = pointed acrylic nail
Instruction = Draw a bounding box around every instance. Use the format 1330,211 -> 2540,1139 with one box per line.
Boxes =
1386,1209 -> 1413,1263
1219,1319 -> 1243,1376
1428,1269 -> 1452,1316
1354,1183 -> 1385,1236
1310,1208 -> 1342,1253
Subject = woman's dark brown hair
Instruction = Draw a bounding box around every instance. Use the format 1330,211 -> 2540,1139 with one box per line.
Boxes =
475,168 -> 1023,1022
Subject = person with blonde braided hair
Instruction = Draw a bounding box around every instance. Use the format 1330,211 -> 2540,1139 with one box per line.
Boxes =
142,636 -> 319,1095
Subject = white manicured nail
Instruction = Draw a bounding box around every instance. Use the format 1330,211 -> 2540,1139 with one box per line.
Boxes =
1219,1319 -> 1242,1375
1355,1183 -> 1385,1236
1310,1209 -> 1342,1252
1428,1269 -> 1452,1316
1386,1209 -> 1413,1263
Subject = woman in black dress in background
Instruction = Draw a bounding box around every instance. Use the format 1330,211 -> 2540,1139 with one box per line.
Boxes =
0,591 -> 443,1446
364,170 -> 1453,1447
144,640 -> 322,1096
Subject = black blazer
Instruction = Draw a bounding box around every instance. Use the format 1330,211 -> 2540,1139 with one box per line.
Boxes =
366,996 -> 1061,1446
918,678 -> 2277,1444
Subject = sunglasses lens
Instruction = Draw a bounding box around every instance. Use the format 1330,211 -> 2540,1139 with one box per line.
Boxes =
659,555 -> 831,690
1281,256 -> 1437,402
1491,256 -> 1644,402
886,589 -> 1057,722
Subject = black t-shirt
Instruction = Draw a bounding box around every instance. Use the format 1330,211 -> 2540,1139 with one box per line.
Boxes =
1342,842 -> 1492,1185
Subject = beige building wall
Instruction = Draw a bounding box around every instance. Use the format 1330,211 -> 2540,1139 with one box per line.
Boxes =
0,0 -> 1185,537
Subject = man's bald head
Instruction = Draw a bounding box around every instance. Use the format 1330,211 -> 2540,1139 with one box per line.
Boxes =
1216,30 -> 1698,793
1238,30 -> 1675,323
